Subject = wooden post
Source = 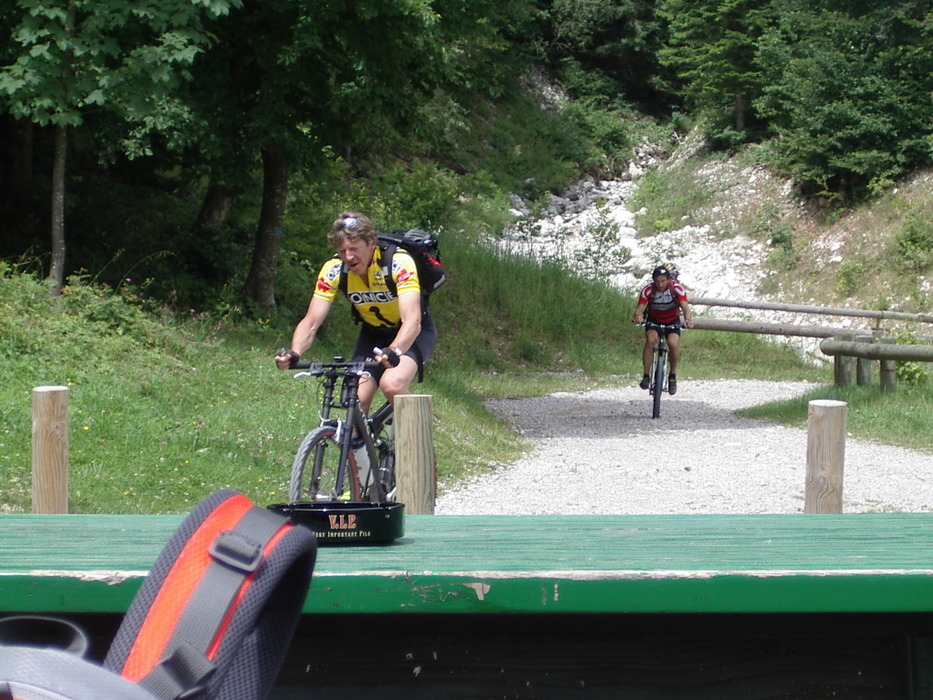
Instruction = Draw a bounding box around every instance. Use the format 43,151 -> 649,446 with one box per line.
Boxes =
395,394 -> 436,515
804,400 -> 847,514
833,334 -> 855,387
32,386 -> 69,514
855,334 -> 873,387
879,337 -> 897,391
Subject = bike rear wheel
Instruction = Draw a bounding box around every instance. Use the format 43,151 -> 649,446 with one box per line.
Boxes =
651,350 -> 666,419
289,425 -> 360,502
369,404 -> 397,502
376,434 -> 396,502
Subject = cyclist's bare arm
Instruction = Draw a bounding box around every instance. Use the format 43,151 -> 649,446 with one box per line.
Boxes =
633,302 -> 647,324
275,296 -> 332,369
679,299 -> 695,328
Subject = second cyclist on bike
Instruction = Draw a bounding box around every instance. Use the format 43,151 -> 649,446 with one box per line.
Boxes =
275,210 -> 437,411
633,264 -> 694,395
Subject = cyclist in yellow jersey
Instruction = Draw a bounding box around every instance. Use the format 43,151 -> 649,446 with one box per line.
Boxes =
275,211 -> 437,413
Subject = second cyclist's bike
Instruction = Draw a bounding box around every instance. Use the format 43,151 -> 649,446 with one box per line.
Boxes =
643,321 -> 679,419
287,356 -> 395,503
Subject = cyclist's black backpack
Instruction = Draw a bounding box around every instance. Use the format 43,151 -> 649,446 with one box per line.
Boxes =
338,228 -> 446,322
0,489 -> 316,700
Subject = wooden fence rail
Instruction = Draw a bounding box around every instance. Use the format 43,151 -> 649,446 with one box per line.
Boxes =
692,297 -> 933,325
691,317 -> 855,338
819,339 -> 933,362
690,298 -> 932,389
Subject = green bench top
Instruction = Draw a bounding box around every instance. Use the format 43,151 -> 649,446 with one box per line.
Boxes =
2,513 -> 933,615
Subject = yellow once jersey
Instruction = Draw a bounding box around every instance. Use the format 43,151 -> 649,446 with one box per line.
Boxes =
313,246 -> 421,327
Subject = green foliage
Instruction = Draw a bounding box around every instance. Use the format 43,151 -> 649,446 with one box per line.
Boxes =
0,0 -> 240,141
629,157 -> 713,234
433,234 -> 640,371
658,0 -> 771,135
755,2 -> 933,201
892,209 -> 933,272
542,0 -> 669,108
740,382 -> 933,454
895,332 -> 931,385
582,203 -> 632,268
764,220 -> 797,270
836,258 -> 868,298
558,95 -> 637,176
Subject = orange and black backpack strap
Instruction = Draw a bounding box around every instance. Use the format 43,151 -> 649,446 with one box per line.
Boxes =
0,490 -> 315,700
104,489 -> 316,700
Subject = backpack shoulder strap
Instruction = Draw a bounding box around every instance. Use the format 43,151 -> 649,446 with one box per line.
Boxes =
104,490 -> 316,700
380,238 -> 398,298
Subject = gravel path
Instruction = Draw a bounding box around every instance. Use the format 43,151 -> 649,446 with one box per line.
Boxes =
435,379 -> 933,515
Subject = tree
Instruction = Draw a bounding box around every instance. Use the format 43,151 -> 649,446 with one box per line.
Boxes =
545,0 -> 668,108
200,0 -> 512,310
0,0 -> 241,294
755,0 -> 933,199
658,0 -> 772,142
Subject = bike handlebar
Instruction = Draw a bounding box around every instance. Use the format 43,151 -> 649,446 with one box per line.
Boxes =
292,358 -> 383,376
638,320 -> 685,331
290,346 -> 398,375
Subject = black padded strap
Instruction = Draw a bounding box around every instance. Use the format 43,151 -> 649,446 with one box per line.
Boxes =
380,241 -> 398,298
136,643 -> 216,700
139,506 -> 288,700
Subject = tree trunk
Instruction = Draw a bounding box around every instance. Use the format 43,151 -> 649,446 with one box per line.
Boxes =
734,87 -> 746,131
47,124 -> 67,297
193,183 -> 233,231
243,142 -> 288,310
47,0 -> 75,298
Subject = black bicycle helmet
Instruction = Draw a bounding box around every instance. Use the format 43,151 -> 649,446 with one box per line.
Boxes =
651,265 -> 670,279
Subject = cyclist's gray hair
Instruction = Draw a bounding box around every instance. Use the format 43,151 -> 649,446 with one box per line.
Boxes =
328,211 -> 376,247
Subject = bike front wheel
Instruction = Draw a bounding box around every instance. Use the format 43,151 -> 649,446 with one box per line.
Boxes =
651,351 -> 666,419
289,426 -> 360,503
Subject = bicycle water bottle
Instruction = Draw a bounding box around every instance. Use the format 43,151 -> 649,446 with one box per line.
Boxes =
350,435 -> 371,489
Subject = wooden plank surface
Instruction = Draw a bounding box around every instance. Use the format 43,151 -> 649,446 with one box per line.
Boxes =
3,513 -> 933,615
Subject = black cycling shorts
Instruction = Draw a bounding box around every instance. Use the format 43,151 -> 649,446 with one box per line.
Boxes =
352,312 -> 437,383
645,318 -> 682,337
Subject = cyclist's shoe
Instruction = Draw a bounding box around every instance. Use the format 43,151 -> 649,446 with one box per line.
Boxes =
668,374 -> 677,395
639,374 -> 650,390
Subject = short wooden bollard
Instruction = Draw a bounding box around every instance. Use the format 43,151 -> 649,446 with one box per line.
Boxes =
32,386 -> 69,514
804,399 -> 847,514
395,394 -> 436,515
833,333 -> 855,387
879,337 -> 897,391
855,334 -> 873,387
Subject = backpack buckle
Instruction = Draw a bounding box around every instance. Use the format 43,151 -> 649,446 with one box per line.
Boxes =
209,530 -> 263,573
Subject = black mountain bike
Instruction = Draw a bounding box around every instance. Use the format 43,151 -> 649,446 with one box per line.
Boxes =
643,321 -> 680,419
287,356 -> 395,503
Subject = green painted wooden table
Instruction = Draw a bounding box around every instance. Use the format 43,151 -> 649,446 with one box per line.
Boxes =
3,513 -> 933,615
4,513 -> 933,697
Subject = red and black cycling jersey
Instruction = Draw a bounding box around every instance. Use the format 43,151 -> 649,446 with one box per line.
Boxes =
638,279 -> 688,324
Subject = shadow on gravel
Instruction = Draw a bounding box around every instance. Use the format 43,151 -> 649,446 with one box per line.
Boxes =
486,392 -> 770,439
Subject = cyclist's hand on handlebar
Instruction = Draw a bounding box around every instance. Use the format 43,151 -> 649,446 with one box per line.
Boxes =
373,346 -> 402,368
633,313 -> 644,325
275,348 -> 300,370
683,318 -> 695,329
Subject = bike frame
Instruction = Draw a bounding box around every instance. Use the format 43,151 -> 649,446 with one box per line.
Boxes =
295,358 -> 393,502
644,321 -> 678,419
